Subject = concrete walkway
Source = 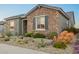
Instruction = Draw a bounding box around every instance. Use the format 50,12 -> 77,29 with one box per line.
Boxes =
0,44 -> 46,54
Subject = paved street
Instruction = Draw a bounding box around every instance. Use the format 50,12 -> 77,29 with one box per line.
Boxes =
0,44 -> 46,54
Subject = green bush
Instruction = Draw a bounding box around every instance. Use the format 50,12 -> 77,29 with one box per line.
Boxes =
37,43 -> 46,48
6,32 -> 12,37
23,39 -> 28,44
33,33 -> 46,38
16,39 -> 25,44
49,32 -> 57,39
37,39 -> 46,48
64,27 -> 79,34
25,32 -> 33,37
4,37 -> 10,41
53,42 -> 67,49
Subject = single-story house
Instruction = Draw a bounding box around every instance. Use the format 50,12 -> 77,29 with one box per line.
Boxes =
4,4 -> 75,35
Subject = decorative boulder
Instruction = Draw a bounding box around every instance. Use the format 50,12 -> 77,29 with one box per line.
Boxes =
42,39 -> 53,46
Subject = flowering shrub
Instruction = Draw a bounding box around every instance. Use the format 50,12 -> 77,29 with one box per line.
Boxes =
53,31 -> 74,44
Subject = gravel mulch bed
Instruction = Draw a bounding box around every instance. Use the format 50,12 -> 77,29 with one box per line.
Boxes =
0,37 -> 74,54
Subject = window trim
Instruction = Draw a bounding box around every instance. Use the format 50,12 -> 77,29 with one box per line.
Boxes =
9,20 -> 15,31
35,15 -> 46,31
10,20 -> 15,28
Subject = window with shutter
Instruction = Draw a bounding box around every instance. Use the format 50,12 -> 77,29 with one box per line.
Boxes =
35,15 -> 46,31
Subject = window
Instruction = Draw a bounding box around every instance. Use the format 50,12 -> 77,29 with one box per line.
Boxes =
10,20 -> 14,27
10,20 -> 15,31
35,15 -> 45,30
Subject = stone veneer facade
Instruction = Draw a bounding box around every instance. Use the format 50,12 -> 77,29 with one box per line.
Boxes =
4,6 -> 69,36
26,7 -> 68,35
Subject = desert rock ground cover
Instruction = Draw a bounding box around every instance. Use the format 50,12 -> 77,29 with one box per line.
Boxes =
0,36 -> 74,54
0,29 -> 78,54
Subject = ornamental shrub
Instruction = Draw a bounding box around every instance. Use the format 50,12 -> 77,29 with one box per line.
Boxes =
64,27 -> 79,34
25,32 -> 33,37
49,32 -> 58,39
53,42 -> 67,49
37,39 -> 46,48
54,31 -> 74,44
4,37 -> 10,41
6,32 -> 12,37
33,33 -> 46,38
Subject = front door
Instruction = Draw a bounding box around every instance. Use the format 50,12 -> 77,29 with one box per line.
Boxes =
22,20 -> 27,35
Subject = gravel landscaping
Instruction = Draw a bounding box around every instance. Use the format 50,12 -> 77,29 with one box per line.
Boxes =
0,36 -> 74,54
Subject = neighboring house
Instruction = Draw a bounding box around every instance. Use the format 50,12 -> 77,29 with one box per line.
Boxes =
0,21 -> 5,33
4,4 -> 75,35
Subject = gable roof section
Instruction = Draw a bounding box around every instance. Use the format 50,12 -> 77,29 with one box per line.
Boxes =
26,4 -> 70,20
5,4 -> 70,21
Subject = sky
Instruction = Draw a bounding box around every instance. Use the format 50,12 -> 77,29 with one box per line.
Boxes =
0,4 -> 79,28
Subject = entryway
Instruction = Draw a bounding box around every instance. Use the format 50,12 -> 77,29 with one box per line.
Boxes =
22,20 -> 27,35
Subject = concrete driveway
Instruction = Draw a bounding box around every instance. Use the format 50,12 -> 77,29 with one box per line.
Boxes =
0,44 -> 46,54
